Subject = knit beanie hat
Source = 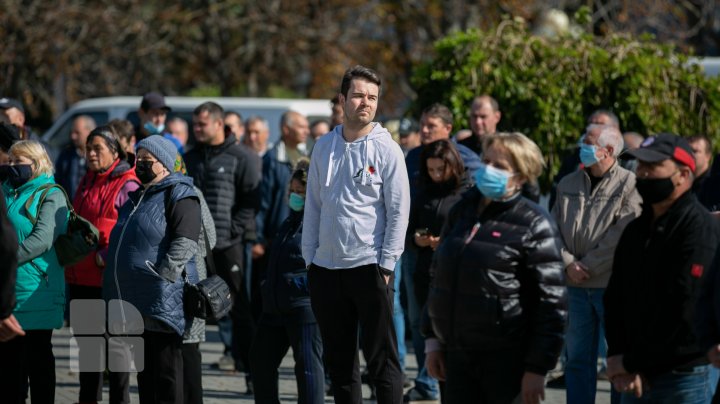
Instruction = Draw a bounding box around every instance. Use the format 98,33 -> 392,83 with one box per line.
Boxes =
136,135 -> 177,171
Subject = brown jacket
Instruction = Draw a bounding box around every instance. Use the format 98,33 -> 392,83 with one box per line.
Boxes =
551,162 -> 642,288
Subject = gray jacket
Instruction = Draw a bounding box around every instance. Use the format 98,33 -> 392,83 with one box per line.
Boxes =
551,162 -> 642,288
184,187 -> 217,343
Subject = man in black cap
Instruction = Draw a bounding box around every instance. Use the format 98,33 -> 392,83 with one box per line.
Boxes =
604,133 -> 719,401
0,98 -> 25,129
397,117 -> 420,157
0,97 -> 38,141
137,92 -> 183,152
0,121 -> 21,166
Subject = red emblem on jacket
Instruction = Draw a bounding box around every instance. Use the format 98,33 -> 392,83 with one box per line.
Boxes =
691,264 -> 704,278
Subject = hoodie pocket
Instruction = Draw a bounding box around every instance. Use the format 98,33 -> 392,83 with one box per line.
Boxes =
337,217 -> 374,257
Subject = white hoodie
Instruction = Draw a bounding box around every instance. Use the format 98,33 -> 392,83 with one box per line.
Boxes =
302,123 -> 410,271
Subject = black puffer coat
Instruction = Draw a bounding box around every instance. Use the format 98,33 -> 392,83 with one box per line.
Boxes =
426,188 -> 567,375
184,134 -> 261,249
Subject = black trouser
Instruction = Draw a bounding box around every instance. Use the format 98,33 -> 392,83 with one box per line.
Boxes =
308,264 -> 403,404
68,284 -> 130,404
182,342 -> 204,404
444,348 -> 524,404
214,242 -> 256,374
251,313 -> 325,404
137,330 -> 183,404
0,329 -> 55,404
250,253 -> 269,321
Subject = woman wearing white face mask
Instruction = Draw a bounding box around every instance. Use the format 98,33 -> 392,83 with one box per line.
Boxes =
423,132 -> 567,404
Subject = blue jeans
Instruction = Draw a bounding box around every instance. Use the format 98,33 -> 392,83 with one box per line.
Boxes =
620,365 -> 713,404
393,258 -> 406,371
566,287 -> 606,404
402,249 -> 439,398
217,315 -> 232,354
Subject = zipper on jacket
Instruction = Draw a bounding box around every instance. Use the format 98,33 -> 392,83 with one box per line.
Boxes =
112,189 -> 147,333
30,261 -> 49,287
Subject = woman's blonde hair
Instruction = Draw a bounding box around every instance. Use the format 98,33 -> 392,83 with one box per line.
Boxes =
483,132 -> 545,183
9,140 -> 54,178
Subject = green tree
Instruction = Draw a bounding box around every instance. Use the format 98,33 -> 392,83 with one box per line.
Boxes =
412,15 -> 720,190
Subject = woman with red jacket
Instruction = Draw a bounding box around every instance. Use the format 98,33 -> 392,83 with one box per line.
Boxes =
66,125 -> 140,404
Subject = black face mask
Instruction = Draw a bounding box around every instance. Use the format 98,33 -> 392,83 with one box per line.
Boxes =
636,175 -> 676,205
135,160 -> 157,184
7,164 -> 33,188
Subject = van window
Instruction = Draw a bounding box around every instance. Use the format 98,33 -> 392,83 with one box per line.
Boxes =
48,112 -> 109,150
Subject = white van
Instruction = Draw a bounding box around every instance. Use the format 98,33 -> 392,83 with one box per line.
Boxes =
41,96 -> 332,152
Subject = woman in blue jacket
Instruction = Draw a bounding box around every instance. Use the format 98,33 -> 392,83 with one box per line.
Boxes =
104,136 -> 200,404
251,158 -> 325,404
0,140 -> 69,403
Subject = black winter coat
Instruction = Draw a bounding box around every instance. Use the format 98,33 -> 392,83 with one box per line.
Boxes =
261,210 -> 315,323
605,191 -> 720,378
184,134 -> 261,249
407,183 -> 465,307
425,188 -> 567,375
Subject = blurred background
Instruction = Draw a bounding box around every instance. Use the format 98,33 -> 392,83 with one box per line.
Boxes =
3,0 -> 720,132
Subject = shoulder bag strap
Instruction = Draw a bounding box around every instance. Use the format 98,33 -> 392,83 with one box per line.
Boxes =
24,184 -> 73,225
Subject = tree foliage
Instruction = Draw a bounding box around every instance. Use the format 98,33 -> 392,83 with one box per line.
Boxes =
412,15 -> 720,190
2,0 -> 720,132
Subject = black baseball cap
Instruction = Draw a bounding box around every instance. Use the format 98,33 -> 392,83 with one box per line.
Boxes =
0,98 -> 24,114
628,132 -> 696,173
140,92 -> 171,112
0,122 -> 20,152
398,118 -> 419,137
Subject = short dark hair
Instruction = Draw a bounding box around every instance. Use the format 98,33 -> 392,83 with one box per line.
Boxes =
311,119 -> 330,130
422,103 -> 454,126
340,65 -> 381,98
588,109 -> 620,129
688,134 -> 713,155
194,102 -> 224,121
419,139 -> 465,190
107,119 -> 135,143
473,95 -> 500,112
224,110 -> 242,121
330,94 -> 342,106
87,125 -> 126,161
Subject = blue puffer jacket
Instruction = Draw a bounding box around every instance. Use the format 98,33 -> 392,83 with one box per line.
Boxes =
103,173 -> 199,335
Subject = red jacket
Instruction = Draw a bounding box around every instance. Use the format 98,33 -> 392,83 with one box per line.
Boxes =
66,158 -> 139,287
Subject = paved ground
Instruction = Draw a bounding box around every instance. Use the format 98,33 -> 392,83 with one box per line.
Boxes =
50,325 -> 611,403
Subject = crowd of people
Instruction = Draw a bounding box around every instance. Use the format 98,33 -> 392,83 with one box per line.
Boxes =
0,64 -> 720,404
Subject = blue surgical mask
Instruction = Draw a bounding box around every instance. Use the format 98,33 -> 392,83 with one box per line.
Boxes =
143,122 -> 165,135
474,163 -> 515,200
579,143 -> 600,167
288,192 -> 305,212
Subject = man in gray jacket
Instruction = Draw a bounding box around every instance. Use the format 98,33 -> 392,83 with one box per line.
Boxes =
552,124 -> 642,404
303,65 -> 410,404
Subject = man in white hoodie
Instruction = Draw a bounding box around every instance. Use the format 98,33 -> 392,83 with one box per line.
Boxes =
303,65 -> 410,404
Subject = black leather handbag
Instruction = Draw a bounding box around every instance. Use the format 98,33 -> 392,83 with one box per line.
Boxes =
183,225 -> 232,320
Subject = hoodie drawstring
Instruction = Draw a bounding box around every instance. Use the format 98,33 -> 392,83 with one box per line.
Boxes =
362,138 -> 370,186
325,133 -> 338,187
